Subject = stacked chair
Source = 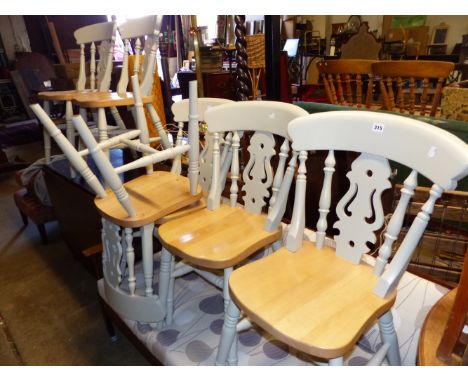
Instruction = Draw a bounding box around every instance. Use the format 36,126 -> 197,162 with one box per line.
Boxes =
214,111 -> 468,365
38,20 -> 117,164
30,75 -> 203,325
71,15 -> 166,147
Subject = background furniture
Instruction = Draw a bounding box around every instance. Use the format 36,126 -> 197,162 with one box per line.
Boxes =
340,24 -> 381,60
178,71 -> 236,100
441,85 -> 468,122
316,59 -> 377,108
245,34 -> 266,99
13,183 -> 55,244
372,60 -> 455,117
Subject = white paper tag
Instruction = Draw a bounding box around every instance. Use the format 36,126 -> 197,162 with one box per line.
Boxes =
372,123 -> 385,133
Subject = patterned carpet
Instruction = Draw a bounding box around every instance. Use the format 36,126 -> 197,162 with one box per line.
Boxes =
98,239 -> 448,366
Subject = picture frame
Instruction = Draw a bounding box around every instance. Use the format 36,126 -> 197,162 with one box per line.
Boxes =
432,23 -> 449,45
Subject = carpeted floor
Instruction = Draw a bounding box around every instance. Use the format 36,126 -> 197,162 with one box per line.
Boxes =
0,142 -> 149,365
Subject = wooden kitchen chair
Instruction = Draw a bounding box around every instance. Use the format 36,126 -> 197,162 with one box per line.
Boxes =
38,21 -> 117,164
372,60 -> 455,117
216,110 -> 468,366
30,77 -> 203,324
157,101 -> 309,341
71,15 -> 165,146
317,59 -> 378,109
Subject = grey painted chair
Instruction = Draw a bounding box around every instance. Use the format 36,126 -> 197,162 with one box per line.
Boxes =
216,110 -> 468,366
157,101 -> 309,363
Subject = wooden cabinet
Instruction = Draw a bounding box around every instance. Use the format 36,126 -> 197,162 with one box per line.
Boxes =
203,72 -> 236,100
178,71 -> 236,100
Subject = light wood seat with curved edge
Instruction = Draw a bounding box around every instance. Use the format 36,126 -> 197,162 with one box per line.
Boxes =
216,110 -> 468,366
38,21 -> 116,165
372,60 -> 455,118
30,77 -> 202,325
157,101 -> 309,345
317,59 -> 379,109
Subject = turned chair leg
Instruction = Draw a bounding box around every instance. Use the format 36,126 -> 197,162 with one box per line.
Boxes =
379,310 -> 401,366
159,247 -> 172,326
329,357 -> 344,366
216,299 -> 240,366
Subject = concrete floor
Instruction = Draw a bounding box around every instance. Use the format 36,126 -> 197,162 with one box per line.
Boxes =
0,142 -> 150,365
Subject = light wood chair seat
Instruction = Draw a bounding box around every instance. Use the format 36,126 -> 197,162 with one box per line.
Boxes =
95,171 -> 202,228
158,204 -> 283,270
38,89 -> 104,101
71,91 -> 154,108
155,198 -> 206,225
228,241 -> 396,359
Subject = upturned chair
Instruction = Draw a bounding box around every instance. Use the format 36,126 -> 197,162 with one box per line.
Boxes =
317,59 -> 378,109
30,76 -> 203,324
216,110 -> 468,366
372,60 -> 455,117
38,21 -> 117,164
157,101 -> 309,338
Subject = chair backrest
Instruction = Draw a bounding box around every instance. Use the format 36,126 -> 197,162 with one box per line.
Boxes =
204,101 -> 309,221
74,21 -> 117,92
116,15 -> 163,96
372,60 -> 455,117
171,97 -> 235,192
317,59 -> 377,108
286,111 -> 468,299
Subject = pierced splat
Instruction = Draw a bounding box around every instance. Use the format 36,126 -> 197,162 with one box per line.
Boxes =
199,132 -> 215,193
242,131 -> 276,214
334,153 -> 392,264
102,219 -> 123,287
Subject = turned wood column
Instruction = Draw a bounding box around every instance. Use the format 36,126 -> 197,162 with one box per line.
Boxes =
234,15 -> 251,101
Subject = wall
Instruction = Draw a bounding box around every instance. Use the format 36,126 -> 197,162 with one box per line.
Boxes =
425,15 -> 468,54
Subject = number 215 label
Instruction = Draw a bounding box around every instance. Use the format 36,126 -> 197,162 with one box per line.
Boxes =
372,123 -> 385,133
